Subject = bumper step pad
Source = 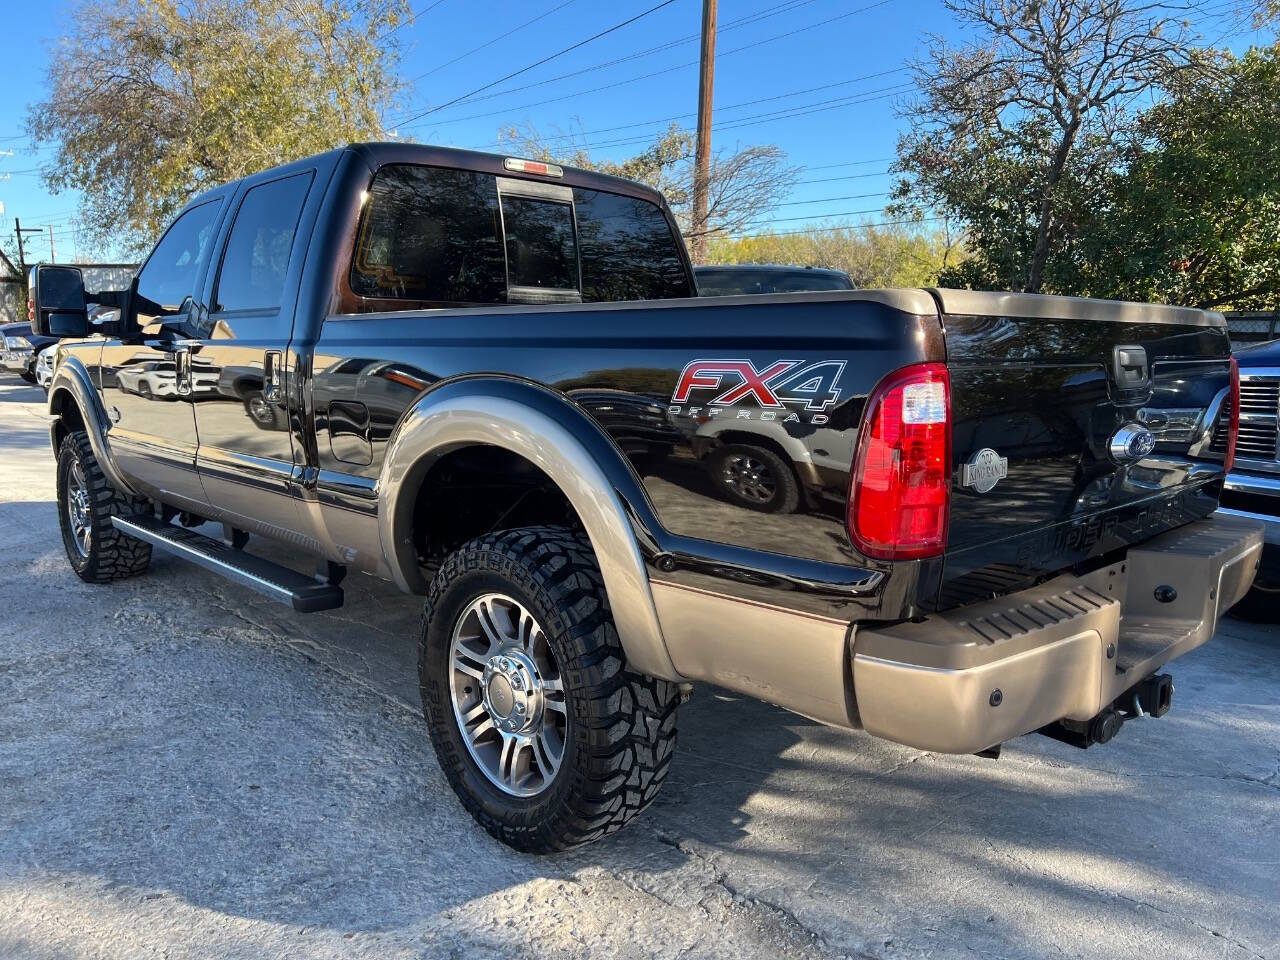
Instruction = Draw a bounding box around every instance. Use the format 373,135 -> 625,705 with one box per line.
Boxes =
111,514 -> 344,613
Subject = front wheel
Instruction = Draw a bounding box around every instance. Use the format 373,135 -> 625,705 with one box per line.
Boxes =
56,431 -> 153,582
419,526 -> 679,852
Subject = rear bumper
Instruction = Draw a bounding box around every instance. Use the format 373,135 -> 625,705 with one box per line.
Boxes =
852,513 -> 1263,753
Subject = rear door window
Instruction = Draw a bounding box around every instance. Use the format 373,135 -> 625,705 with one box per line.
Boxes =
350,165 -> 506,304
214,172 -> 312,314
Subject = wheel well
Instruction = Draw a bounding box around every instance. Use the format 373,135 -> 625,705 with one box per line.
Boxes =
411,444 -> 583,574
50,389 -> 85,451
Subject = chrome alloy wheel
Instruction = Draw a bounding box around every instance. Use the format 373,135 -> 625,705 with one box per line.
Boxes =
65,460 -> 92,558
448,593 -> 568,797
722,453 -> 776,504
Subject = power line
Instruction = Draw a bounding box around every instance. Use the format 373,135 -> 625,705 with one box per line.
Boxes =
732,215 -> 944,238
487,68 -> 908,147
802,156 -> 894,171
775,191 -> 891,206
393,0 -> 820,125
405,55 -> 694,130
795,170 -> 897,185
743,205 -> 891,224
377,0 -> 449,42
566,82 -> 912,153
402,0 -> 584,85
397,0 -> 680,127
688,82 -> 913,137
400,0 -> 894,131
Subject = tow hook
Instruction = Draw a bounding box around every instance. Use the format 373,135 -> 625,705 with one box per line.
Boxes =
1038,673 -> 1174,749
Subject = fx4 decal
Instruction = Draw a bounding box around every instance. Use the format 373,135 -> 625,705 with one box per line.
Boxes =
669,359 -> 846,424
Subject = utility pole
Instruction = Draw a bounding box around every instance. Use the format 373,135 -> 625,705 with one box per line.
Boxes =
46,224 -> 56,264
691,0 -> 717,264
14,218 -> 44,275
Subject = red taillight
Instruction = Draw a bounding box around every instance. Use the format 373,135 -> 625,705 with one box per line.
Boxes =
848,362 -> 951,561
27,298 -> 34,323
1225,356 -> 1240,473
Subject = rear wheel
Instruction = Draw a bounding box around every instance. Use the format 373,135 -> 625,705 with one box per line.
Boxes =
419,526 -> 679,852
56,431 -> 152,582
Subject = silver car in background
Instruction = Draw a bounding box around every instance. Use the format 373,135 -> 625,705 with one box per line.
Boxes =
34,345 -> 57,392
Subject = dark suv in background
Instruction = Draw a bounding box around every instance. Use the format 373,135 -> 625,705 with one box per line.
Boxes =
694,263 -> 854,296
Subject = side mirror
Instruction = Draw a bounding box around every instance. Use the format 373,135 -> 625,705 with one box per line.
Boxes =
28,264 -> 89,338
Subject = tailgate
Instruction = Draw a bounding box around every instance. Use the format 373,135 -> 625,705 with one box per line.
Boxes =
935,289 -> 1233,609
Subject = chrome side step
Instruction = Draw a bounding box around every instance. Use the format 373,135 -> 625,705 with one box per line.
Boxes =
111,514 -> 344,613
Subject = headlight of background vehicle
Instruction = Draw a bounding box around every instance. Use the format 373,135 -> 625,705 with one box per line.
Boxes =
6,336 -> 32,350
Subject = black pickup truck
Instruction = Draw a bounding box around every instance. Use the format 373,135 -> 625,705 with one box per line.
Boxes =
30,143 -> 1261,851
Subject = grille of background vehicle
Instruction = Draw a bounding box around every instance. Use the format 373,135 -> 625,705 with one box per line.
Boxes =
1223,376 -> 1280,463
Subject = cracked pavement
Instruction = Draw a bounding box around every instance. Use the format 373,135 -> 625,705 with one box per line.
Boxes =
1,378 -> 1277,960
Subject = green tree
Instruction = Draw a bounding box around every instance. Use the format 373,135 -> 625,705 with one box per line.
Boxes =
706,223 -> 967,288
893,0 -> 1203,293
1076,44 -> 1280,309
29,0 -> 408,252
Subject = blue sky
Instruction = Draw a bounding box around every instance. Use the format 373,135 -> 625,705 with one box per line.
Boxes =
0,0 -> 1265,262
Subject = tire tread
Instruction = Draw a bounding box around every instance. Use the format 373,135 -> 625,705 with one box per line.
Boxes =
58,431 -> 152,582
419,525 -> 679,852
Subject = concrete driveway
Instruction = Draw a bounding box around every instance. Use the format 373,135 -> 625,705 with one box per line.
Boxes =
0,376 -> 1276,960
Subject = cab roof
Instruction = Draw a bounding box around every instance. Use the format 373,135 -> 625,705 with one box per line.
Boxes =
347,142 -> 670,208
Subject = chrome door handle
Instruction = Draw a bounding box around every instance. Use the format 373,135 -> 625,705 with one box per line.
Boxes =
175,347 -> 193,397
263,350 -> 283,403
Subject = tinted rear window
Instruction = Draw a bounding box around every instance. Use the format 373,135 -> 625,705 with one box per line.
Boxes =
347,164 -> 692,308
501,195 -> 577,291
351,165 -> 506,304
574,189 -> 692,301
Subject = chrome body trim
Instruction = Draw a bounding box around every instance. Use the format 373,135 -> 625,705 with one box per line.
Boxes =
379,377 -> 680,680
1224,470 -> 1280,495
46,351 -> 139,497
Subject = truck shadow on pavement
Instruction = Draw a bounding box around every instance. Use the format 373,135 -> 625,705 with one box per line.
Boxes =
1,496 -> 1278,958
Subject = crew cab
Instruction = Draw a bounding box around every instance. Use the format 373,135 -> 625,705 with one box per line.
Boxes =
31,143 -> 1261,851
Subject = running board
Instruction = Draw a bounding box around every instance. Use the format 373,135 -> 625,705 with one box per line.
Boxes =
111,514 -> 344,613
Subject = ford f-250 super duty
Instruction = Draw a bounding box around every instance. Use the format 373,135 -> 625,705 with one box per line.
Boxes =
29,143 -> 1262,852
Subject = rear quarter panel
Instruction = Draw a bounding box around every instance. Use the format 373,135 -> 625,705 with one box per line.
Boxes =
307,291 -> 944,616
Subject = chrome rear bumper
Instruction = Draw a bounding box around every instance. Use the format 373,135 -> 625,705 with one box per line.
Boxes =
852,514 -> 1263,753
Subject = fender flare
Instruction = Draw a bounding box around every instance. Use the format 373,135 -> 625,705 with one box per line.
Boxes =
47,355 -> 138,496
378,376 -> 681,681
